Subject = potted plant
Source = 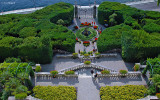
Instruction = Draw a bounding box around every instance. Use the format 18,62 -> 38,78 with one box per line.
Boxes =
95,52 -> 100,58
156,93 -> 160,99
134,64 -> 140,71
84,54 -> 89,58
72,53 -> 78,59
50,70 -> 58,78
84,61 -> 91,65
65,70 -> 75,75
101,70 -> 110,74
35,66 -> 41,72
119,70 -> 128,77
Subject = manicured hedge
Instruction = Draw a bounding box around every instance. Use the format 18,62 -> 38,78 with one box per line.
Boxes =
0,2 -> 76,63
98,1 -> 160,61
0,37 -> 22,61
33,86 -> 77,100
97,24 -> 132,52
100,85 -> 147,100
121,30 -> 160,62
76,27 -> 97,41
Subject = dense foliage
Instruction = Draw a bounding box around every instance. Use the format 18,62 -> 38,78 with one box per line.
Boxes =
76,28 -> 97,41
100,85 -> 147,100
97,1 -> 160,62
121,30 -> 160,62
0,2 -> 75,63
0,62 -> 34,100
97,24 -> 131,52
33,86 -> 77,100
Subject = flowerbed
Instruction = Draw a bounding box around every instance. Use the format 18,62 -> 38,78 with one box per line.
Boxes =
100,85 -> 147,100
83,41 -> 90,47
81,22 -> 91,26
94,26 -> 98,29
33,86 -> 77,100
76,27 -> 97,41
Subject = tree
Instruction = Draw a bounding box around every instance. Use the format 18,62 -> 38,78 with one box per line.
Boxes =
152,74 -> 160,92
109,13 -> 117,26
158,0 -> 160,6
57,19 -> 64,25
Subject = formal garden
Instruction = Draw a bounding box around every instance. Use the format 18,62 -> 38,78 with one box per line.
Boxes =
0,1 -> 160,100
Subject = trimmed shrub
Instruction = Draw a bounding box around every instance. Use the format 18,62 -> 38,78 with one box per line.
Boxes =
119,70 -> 128,74
84,54 -> 89,57
0,37 -> 22,62
76,28 -> 97,41
84,61 -> 91,65
134,64 -> 140,71
18,27 -> 37,38
50,70 -> 58,77
33,86 -> 76,100
97,24 -> 131,52
65,70 -> 75,75
101,70 -> 110,74
18,36 -> 53,64
15,93 -> 27,100
35,66 -> 41,72
100,85 -> 147,100
122,30 -> 160,62
143,23 -> 160,33
72,53 -> 78,59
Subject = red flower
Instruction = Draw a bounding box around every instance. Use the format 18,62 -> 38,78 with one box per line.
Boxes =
74,26 -> 78,29
85,22 -> 87,24
76,38 -> 78,41
99,31 -> 101,33
94,22 -> 95,25
81,23 -> 84,25
92,22 -> 93,24
83,41 -> 90,44
94,26 -> 98,29
95,38 -> 98,41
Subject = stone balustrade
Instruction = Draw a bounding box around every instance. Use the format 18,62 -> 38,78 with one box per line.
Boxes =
58,63 -> 117,73
97,71 -> 141,77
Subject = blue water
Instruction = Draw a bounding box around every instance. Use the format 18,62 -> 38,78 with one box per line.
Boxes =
0,0 -> 139,12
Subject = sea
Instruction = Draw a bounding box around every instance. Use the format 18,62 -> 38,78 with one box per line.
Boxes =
0,0 -> 141,12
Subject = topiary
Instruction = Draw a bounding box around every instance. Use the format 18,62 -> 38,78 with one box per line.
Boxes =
84,54 -> 89,57
15,93 -> 27,100
101,70 -> 110,74
119,70 -> 128,74
50,70 -> 58,77
134,64 -> 140,71
72,53 -> 78,59
84,61 -> 91,65
65,70 -> 75,75
35,66 -> 41,72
